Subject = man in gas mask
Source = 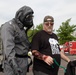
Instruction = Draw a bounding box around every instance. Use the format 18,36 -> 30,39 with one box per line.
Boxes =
1,6 -> 34,75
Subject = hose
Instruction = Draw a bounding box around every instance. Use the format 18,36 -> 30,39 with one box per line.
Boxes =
52,58 -> 66,73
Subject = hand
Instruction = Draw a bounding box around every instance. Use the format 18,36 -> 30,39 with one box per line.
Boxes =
42,55 -> 54,65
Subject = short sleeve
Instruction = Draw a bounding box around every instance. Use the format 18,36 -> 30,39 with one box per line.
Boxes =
31,33 -> 41,51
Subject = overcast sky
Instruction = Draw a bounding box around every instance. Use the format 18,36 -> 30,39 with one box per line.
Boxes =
0,0 -> 76,31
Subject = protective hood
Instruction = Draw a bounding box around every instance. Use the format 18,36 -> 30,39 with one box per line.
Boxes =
15,6 -> 34,27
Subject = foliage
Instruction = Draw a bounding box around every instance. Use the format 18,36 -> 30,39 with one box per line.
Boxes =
36,23 -> 43,31
56,19 -> 76,44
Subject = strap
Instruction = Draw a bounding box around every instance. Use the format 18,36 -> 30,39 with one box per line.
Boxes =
15,54 -> 28,58
27,56 -> 32,72
52,58 -> 66,73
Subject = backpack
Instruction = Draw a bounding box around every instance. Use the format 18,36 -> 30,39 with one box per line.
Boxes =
65,60 -> 76,75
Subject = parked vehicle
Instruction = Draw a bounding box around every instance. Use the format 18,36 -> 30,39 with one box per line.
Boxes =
60,41 -> 76,54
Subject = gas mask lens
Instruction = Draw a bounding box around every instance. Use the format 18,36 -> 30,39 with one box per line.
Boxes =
25,14 -> 34,20
23,14 -> 34,27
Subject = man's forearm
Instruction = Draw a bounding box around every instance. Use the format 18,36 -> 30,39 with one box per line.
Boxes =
32,50 -> 48,60
60,51 -> 70,62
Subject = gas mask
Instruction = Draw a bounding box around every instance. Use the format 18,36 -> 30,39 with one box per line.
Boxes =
23,13 -> 33,28
15,6 -> 34,34
15,6 -> 34,28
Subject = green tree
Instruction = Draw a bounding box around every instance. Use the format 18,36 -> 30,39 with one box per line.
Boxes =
56,19 -> 76,44
36,23 -> 43,31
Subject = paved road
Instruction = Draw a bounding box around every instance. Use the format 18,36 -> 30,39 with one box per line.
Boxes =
0,53 -> 76,75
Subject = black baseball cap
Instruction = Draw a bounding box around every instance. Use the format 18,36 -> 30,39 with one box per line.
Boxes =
43,15 -> 54,22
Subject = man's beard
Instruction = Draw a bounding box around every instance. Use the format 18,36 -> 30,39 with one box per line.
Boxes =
47,29 -> 53,34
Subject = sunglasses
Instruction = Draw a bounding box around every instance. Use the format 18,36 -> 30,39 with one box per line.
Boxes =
44,22 -> 54,26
